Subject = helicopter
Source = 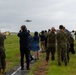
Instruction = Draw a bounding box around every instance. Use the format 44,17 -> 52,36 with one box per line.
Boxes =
24,20 -> 32,22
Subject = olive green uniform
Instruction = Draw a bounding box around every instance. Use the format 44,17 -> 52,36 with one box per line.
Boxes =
57,31 -> 68,65
0,34 -> 6,69
46,32 -> 56,61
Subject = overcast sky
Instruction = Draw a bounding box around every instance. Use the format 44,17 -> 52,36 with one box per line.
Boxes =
0,0 -> 76,32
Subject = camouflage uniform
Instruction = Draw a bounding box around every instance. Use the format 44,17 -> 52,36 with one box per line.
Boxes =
64,29 -> 72,62
46,31 -> 56,61
0,34 -> 6,70
57,31 -> 68,65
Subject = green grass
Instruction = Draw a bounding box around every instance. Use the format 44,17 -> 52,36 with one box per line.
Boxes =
27,53 -> 45,75
47,54 -> 76,75
28,41 -> 76,75
4,35 -> 76,75
5,35 -> 20,71
47,41 -> 76,75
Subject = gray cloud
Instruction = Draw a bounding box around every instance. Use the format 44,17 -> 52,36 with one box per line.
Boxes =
0,0 -> 76,32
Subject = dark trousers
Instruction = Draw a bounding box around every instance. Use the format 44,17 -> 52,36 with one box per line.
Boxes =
69,43 -> 75,54
30,54 -> 34,60
46,47 -> 55,61
0,52 -> 6,69
67,44 -> 70,62
57,48 -> 67,65
20,47 -> 30,69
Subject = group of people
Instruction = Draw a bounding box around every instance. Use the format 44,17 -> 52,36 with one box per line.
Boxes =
17,25 -> 40,70
0,24 -> 75,74
40,25 -> 75,66
17,24 -> 75,71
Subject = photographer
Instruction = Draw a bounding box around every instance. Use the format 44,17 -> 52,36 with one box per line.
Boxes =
17,25 -> 30,70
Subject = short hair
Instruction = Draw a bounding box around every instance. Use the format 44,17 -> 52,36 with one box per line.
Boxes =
41,31 -> 44,34
34,31 -> 38,36
51,27 -> 56,31
45,30 -> 47,33
59,25 -> 63,29
27,30 -> 30,33
21,25 -> 27,31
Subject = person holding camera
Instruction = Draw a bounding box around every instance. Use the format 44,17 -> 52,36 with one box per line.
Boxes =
17,25 -> 30,70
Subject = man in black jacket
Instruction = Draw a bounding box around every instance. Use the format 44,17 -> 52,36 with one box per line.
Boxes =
17,25 -> 30,70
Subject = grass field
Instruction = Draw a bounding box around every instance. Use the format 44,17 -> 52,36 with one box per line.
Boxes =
46,41 -> 76,75
5,35 -> 20,71
47,53 -> 76,75
4,35 -> 76,75
28,41 -> 76,75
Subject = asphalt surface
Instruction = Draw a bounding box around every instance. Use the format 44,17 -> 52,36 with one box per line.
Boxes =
5,60 -> 36,75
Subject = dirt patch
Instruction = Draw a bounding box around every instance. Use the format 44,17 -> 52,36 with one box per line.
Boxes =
34,57 -> 49,75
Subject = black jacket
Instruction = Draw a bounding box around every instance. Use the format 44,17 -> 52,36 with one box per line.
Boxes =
17,31 -> 29,48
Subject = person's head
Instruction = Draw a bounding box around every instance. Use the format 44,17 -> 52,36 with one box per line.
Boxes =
41,30 -> 44,34
48,29 -> 51,33
59,25 -> 64,30
34,31 -> 38,36
27,30 -> 30,33
63,26 -> 65,30
21,25 -> 27,32
45,30 -> 47,33
51,27 -> 56,32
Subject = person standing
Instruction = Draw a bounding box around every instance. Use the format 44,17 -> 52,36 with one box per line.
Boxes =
32,31 -> 40,60
17,25 -> 30,70
27,30 -> 34,61
39,31 -> 46,53
44,30 -> 48,49
46,27 -> 56,62
69,35 -> 75,54
57,25 -> 68,66
63,26 -> 71,62
0,31 -> 6,74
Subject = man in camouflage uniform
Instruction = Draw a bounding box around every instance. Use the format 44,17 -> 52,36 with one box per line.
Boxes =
57,25 -> 68,66
46,27 -> 56,62
0,31 -> 6,74
63,26 -> 71,62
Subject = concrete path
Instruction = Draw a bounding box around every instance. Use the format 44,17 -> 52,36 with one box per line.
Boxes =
5,60 -> 36,75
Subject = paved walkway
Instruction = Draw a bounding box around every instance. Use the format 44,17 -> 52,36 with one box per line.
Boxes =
5,60 -> 36,75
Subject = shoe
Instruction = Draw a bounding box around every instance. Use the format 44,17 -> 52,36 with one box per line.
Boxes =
26,66 -> 30,70
20,67 -> 24,70
51,57 -> 55,61
34,58 -> 37,60
58,62 -> 61,66
1,69 -> 5,74
65,63 -> 67,66
30,58 -> 34,62
26,68 -> 30,70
